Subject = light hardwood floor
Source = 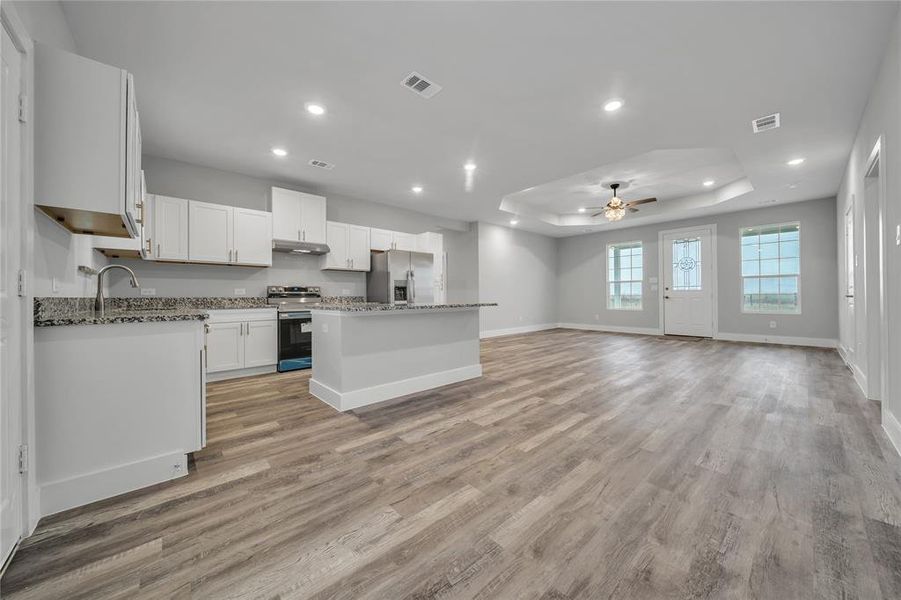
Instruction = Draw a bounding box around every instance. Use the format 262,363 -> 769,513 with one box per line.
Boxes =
4,329 -> 901,599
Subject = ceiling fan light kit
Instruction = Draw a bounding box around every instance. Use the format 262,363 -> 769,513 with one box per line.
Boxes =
588,182 -> 657,221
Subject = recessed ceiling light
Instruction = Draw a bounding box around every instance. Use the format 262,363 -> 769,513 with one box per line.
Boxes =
271,147 -> 287,157
604,99 -> 624,112
578,207 -> 587,213
510,219 -> 519,225
464,162 -> 477,172
703,180 -> 715,187
787,158 -> 805,166
411,186 -> 423,194
305,103 -> 326,116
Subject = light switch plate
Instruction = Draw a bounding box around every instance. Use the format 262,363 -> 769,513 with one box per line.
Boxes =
234,288 -> 246,296
896,224 -> 900,246
141,288 -> 156,296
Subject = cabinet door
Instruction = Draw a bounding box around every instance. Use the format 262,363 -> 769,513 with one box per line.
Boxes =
233,208 -> 272,266
299,193 -> 327,244
140,190 -> 152,259
394,232 -> 417,252
123,75 -> 139,237
370,228 -> 393,251
348,225 -> 371,271
152,195 -> 189,261
189,201 -> 233,263
206,322 -> 244,373
323,221 -> 348,270
271,187 -> 302,241
244,320 -> 277,368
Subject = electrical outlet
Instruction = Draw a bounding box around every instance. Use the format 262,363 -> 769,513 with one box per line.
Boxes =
51,277 -> 59,294
769,321 -> 777,329
234,288 -> 246,296
141,287 -> 156,296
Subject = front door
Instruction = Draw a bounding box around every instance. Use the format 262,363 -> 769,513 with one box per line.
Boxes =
1,21 -> 25,567
663,229 -> 713,337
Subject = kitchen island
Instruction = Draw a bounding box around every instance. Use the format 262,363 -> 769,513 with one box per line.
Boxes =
308,303 -> 496,411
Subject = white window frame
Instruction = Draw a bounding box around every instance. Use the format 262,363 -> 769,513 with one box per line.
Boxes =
606,240 -> 643,311
739,221 -> 802,315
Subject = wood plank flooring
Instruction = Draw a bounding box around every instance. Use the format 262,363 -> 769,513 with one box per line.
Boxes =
4,329 -> 901,599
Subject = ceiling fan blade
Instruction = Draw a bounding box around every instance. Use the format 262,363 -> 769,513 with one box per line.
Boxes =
624,197 -> 657,207
591,211 -> 605,218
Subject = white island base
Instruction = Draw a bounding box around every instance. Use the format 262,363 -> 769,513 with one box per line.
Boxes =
309,306 -> 485,411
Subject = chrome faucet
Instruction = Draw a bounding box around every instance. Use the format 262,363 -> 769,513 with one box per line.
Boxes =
94,265 -> 140,312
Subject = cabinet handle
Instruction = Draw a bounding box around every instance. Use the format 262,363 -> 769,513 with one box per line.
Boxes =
297,229 -> 301,241
235,249 -> 238,263
156,243 -> 160,257
351,258 -> 354,269
303,230 -> 306,241
245,322 -> 250,336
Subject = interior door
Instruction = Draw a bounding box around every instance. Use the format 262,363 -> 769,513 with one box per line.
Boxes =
663,230 -> 713,337
233,208 -> 272,266
206,322 -> 244,373
348,225 -> 370,271
244,320 -> 277,368
1,23 -> 24,566
843,203 -> 856,363
189,201 -> 232,263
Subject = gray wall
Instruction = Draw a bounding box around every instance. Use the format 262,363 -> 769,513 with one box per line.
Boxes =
478,222 -> 557,333
556,197 -> 838,339
836,10 -> 901,421
109,155 -> 476,298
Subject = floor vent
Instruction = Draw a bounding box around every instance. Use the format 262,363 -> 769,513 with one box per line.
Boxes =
751,112 -> 780,133
401,71 -> 442,99
308,159 -> 335,170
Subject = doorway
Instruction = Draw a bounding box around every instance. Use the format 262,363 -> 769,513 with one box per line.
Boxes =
863,139 -> 886,403
0,19 -> 26,568
661,226 -> 716,337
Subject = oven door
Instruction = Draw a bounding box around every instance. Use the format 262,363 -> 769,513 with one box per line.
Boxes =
278,311 -> 313,371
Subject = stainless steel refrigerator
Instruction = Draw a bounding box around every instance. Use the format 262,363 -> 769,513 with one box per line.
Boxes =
367,250 -> 434,305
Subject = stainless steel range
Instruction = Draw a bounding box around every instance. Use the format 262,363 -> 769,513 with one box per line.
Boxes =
267,285 -> 321,372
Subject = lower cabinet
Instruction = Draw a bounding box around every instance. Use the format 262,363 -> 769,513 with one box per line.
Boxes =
206,310 -> 277,378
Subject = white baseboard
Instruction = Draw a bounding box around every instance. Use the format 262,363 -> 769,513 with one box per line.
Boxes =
557,322 -> 663,336
310,364 -> 483,412
40,451 -> 188,517
207,364 -> 277,382
714,332 -> 838,349
883,409 -> 901,458
837,345 -> 869,397
480,323 -> 557,339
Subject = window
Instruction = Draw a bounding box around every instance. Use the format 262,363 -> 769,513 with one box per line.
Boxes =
607,241 -> 642,310
741,223 -> 800,313
671,237 -> 703,291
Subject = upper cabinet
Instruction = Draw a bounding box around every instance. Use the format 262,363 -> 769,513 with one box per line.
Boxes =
152,195 -> 189,261
188,201 -> 272,266
271,187 -> 326,244
322,222 -> 370,271
34,43 -> 141,238
370,228 -> 416,252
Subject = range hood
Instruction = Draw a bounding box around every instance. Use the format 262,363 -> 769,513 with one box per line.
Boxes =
272,239 -> 330,255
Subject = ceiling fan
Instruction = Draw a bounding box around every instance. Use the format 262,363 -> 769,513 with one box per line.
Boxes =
586,183 -> 657,222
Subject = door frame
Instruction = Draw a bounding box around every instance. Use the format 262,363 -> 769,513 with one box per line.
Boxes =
0,2 -> 36,567
657,224 -> 718,337
864,137 -> 888,406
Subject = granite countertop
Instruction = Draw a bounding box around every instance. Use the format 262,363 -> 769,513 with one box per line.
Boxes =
309,302 -> 498,313
34,296 -> 273,327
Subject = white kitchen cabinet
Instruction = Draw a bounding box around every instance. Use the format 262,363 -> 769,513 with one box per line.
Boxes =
271,187 -> 327,244
394,232 -> 417,252
244,320 -> 278,367
322,222 -> 371,271
189,201 -> 233,263
206,310 -> 278,379
34,43 -> 141,238
206,321 -> 244,373
152,195 -> 189,261
348,225 -> 371,271
370,228 -> 417,252
233,208 -> 273,266
370,228 -> 394,251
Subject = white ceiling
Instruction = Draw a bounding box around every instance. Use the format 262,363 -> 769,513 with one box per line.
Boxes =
59,1 -> 898,237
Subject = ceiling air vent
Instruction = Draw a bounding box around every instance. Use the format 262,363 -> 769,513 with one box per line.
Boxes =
751,112 -> 781,133
401,71 -> 443,99
308,159 -> 335,170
